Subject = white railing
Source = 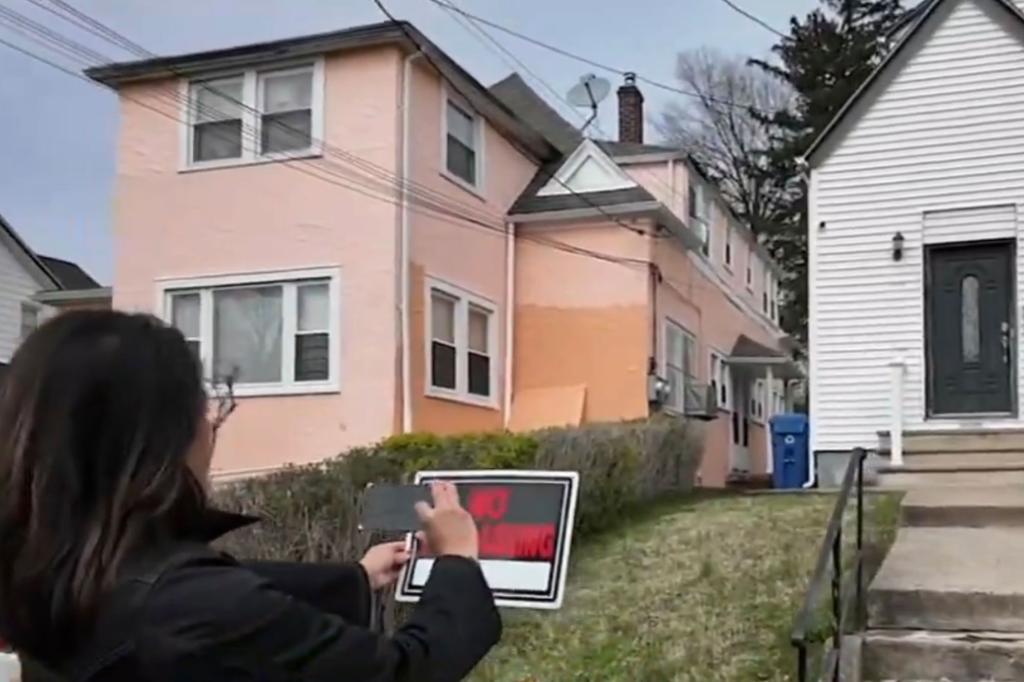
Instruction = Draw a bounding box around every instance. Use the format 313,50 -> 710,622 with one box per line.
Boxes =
888,355 -> 906,467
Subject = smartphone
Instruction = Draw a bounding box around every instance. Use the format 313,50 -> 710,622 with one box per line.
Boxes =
359,483 -> 433,532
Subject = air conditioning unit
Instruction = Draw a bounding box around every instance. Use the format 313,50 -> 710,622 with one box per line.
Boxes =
683,383 -> 718,421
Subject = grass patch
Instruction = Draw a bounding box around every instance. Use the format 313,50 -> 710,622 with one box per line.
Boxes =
469,492 -> 900,682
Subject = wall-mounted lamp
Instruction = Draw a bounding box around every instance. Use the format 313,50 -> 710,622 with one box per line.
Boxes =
892,232 -> 905,262
818,221 -> 826,231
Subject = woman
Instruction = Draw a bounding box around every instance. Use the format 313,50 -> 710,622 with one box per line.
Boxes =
0,310 -> 499,681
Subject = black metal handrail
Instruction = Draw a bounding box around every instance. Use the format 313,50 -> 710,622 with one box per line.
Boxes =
791,447 -> 867,682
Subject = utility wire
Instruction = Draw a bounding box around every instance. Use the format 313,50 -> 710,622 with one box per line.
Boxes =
0,15 -> 652,272
372,0 -> 657,239
715,0 -> 788,39
425,0 -> 767,113
432,0 -> 686,217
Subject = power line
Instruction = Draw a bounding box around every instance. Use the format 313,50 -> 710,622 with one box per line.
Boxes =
373,0 -> 658,240
425,0 -> 767,113
715,0 -> 788,39
0,16 -> 651,272
431,0 -> 686,214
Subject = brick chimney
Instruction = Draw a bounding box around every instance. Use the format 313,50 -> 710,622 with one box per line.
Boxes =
617,72 -> 644,144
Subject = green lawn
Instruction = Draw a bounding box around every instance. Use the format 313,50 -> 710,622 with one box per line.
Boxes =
470,492 -> 901,682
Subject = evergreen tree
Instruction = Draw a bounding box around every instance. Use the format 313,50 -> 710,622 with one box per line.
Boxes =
751,0 -> 906,346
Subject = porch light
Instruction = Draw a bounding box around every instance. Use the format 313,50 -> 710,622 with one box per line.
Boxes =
892,232 -> 904,262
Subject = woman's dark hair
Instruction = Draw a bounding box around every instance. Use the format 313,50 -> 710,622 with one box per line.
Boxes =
0,310 -> 208,657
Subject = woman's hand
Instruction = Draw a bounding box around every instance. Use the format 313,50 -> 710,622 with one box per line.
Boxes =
415,481 -> 479,560
359,541 -> 412,590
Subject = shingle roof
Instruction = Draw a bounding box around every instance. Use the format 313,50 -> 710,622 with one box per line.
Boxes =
597,140 -> 679,157
38,256 -> 100,290
0,213 -> 58,289
731,334 -> 786,359
490,74 -> 582,155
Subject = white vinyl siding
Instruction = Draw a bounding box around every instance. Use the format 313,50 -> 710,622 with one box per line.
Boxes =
0,238 -> 50,362
810,0 -> 1024,451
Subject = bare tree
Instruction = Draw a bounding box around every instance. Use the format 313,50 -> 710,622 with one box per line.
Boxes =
657,48 -> 794,235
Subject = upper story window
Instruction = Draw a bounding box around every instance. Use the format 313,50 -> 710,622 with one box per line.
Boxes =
688,182 -> 711,257
770,278 -> 779,323
163,267 -> 339,396
20,303 -> 39,341
724,226 -> 733,268
746,250 -> 754,290
186,60 -> 323,169
444,98 -> 483,190
428,278 -> 496,405
763,271 -> 770,314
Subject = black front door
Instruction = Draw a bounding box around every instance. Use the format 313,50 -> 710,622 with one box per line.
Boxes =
928,241 -> 1014,415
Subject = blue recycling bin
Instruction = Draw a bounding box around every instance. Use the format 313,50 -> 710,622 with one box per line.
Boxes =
770,414 -> 809,490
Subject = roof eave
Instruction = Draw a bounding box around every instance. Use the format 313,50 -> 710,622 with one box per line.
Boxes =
34,287 -> 112,304
509,200 -> 662,224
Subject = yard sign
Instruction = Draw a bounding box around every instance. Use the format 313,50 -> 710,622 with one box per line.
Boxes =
396,470 -> 580,610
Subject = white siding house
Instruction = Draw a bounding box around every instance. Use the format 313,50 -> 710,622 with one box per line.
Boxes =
806,0 -> 1024,465
0,216 -> 56,363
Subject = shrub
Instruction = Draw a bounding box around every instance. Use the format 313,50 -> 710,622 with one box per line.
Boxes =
214,417 -> 704,572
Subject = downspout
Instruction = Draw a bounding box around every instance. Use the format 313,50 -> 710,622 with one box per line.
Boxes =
400,50 -> 423,434
503,222 -> 516,428
801,158 -> 816,488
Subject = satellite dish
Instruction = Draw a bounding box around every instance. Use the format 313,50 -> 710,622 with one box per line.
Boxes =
566,74 -> 610,134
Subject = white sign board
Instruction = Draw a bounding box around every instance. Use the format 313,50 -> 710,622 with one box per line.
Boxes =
396,470 -> 580,610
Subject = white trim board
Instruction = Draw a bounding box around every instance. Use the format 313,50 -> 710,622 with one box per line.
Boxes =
536,139 -> 638,197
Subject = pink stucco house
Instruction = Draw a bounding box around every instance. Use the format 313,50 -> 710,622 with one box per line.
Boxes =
85,21 -> 800,487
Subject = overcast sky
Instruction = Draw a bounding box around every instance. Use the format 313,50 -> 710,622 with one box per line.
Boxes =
0,0 -> 818,284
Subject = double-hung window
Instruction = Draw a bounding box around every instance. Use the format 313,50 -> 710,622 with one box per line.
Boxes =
688,182 -> 711,257
710,351 -> 730,410
164,269 -> 339,395
444,98 -> 481,189
664,320 -> 697,413
186,60 -> 321,167
428,279 -> 496,403
724,226 -> 733,268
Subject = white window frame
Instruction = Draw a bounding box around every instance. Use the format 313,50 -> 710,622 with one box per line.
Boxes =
425,277 -> 498,408
441,88 -> 485,196
663,318 -> 697,414
180,58 -> 325,172
157,266 -> 341,397
750,379 -> 766,423
724,225 -> 733,269
710,350 -> 731,410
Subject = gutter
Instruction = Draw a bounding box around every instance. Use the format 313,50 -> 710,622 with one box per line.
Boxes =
33,287 -> 112,304
399,50 -> 423,434
503,222 -> 515,427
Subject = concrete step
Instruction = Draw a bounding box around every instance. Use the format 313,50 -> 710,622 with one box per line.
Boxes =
880,428 -> 1024,454
899,451 -> 1024,469
877,468 -> 1024,489
863,629 -> 1024,681
869,527 -> 1024,632
902,487 -> 1024,528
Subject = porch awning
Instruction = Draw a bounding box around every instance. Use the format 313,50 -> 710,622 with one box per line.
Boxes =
725,335 -> 805,380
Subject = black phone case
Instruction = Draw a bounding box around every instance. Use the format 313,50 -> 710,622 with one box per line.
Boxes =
360,484 -> 432,532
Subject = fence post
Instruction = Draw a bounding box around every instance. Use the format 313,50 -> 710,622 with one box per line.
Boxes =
856,448 -> 865,628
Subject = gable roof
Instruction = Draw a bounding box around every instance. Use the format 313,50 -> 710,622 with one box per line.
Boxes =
85,21 -> 556,163
39,256 -> 100,290
0,213 -> 58,289
804,0 -> 1024,166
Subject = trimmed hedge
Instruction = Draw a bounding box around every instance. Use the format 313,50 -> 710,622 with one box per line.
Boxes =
214,417 -> 704,571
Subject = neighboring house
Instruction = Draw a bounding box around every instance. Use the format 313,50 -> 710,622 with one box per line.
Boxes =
86,21 -> 797,486
805,0 -> 1024,473
0,214 -> 109,375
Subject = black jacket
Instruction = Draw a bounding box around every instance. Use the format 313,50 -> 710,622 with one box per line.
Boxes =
21,510 -> 501,682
